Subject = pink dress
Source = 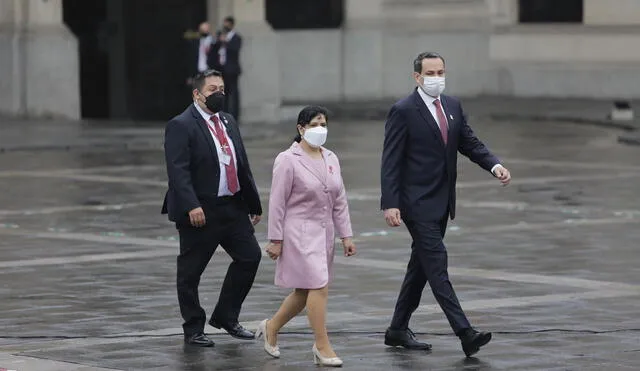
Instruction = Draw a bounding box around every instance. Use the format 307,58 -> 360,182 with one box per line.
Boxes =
267,142 -> 353,289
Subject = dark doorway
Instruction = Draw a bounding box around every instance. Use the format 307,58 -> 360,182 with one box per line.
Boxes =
266,0 -> 344,30
63,0 -> 109,119
121,0 -> 206,120
519,0 -> 583,23
63,0 -> 206,121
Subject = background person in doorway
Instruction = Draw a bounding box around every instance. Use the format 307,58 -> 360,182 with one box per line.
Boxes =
186,22 -> 213,86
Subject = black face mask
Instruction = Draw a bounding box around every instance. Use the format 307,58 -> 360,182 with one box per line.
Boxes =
222,26 -> 232,33
200,32 -> 209,38
203,91 -> 225,113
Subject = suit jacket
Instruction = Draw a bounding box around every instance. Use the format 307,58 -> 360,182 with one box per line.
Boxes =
186,37 -> 210,78
207,32 -> 242,76
267,142 -> 352,289
162,104 -> 261,224
380,89 -> 500,221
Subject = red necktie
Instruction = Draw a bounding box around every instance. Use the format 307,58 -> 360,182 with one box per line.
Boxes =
208,115 -> 239,194
433,99 -> 448,145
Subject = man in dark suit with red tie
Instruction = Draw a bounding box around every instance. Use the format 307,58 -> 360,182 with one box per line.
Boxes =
162,69 -> 262,347
380,52 -> 512,357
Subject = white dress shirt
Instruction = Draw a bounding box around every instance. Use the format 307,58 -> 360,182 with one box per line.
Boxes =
417,87 -> 503,175
194,102 -> 241,196
198,35 -> 213,72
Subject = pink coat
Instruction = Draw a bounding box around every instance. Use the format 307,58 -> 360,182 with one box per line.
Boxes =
267,142 -> 353,289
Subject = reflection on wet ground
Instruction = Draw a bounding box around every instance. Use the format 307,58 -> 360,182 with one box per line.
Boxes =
1,116 -> 639,370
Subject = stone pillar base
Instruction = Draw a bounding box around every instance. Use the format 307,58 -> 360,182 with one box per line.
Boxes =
0,24 -> 79,119
237,22 -> 281,124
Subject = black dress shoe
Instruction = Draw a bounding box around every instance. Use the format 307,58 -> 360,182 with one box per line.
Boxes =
184,332 -> 214,347
459,329 -> 492,357
384,328 -> 432,350
209,318 -> 255,340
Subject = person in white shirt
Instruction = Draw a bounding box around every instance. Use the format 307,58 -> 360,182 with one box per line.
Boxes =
163,69 -> 262,347
186,22 -> 213,86
380,51 -> 511,357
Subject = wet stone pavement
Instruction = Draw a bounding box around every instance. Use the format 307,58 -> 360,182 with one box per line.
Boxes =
1,113 -> 640,371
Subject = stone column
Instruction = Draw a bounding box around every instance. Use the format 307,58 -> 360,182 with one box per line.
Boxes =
0,0 -> 23,115
584,0 -> 640,25
342,0 -> 385,100
207,0 -> 281,124
486,0 -> 518,26
0,0 -> 79,119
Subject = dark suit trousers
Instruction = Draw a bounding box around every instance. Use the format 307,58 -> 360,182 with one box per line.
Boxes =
390,218 -> 471,334
223,73 -> 240,121
176,197 -> 261,336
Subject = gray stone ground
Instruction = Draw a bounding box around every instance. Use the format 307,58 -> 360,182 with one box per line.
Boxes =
1,98 -> 640,370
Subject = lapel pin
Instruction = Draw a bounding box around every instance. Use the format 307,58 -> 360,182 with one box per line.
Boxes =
449,114 -> 454,120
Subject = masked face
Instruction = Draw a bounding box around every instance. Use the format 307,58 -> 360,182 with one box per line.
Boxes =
200,91 -> 225,113
421,76 -> 446,97
198,22 -> 210,37
415,57 -> 446,97
302,126 -> 328,148
194,75 -> 225,113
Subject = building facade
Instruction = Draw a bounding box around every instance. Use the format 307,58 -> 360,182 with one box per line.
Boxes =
2,0 -> 640,122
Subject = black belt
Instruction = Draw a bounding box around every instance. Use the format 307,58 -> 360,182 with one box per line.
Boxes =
213,193 -> 240,204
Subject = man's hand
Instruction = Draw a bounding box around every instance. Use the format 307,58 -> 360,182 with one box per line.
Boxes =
188,207 -> 206,227
493,165 -> 511,186
342,237 -> 356,257
384,208 -> 402,227
250,214 -> 261,226
265,241 -> 281,260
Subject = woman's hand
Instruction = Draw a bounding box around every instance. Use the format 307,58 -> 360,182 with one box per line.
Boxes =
342,237 -> 356,257
265,241 -> 282,260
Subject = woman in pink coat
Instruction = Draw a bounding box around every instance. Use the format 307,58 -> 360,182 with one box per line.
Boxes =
254,106 -> 356,367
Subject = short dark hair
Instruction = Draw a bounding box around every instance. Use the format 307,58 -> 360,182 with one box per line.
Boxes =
224,16 -> 235,25
413,52 -> 445,74
191,69 -> 223,91
294,106 -> 329,143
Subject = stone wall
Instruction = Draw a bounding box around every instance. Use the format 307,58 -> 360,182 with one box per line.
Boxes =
0,0 -> 79,119
207,0 -> 640,123
3,0 -> 640,122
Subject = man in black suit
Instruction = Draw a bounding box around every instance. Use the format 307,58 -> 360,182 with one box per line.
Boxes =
380,52 -> 511,357
208,16 -> 242,122
163,69 -> 262,347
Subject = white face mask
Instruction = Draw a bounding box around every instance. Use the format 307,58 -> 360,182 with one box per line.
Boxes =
421,76 -> 446,97
302,126 -> 328,148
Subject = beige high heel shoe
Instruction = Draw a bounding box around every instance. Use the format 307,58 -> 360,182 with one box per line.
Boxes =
255,319 -> 280,358
312,344 -> 343,367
